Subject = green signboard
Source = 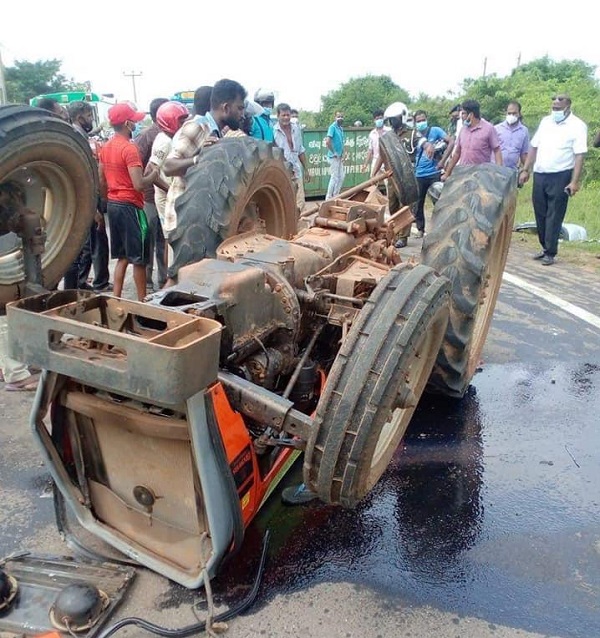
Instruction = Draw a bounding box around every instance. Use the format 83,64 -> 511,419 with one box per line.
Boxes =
302,127 -> 372,198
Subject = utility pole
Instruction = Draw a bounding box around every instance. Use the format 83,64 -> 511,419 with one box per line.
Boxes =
482,57 -> 488,78
123,70 -> 142,104
0,48 -> 7,105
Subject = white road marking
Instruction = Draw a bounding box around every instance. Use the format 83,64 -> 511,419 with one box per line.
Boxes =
502,272 -> 600,330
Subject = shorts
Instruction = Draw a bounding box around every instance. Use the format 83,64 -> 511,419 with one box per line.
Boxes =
107,201 -> 150,265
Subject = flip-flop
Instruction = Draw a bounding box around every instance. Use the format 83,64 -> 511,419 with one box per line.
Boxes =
5,374 -> 40,392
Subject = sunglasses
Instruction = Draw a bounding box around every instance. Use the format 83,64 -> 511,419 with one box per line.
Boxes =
551,96 -> 568,101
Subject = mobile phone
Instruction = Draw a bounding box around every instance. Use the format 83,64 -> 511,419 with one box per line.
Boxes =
564,186 -> 573,196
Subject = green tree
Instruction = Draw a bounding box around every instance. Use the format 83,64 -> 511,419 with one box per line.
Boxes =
462,57 -> 600,130
5,59 -> 86,104
317,75 -> 410,128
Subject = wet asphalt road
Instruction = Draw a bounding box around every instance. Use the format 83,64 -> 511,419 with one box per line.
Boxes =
1,239 -> 599,638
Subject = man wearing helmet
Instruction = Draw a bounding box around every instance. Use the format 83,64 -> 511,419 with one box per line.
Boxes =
373,101 -> 420,247
250,88 -> 275,142
134,97 -> 169,291
147,101 -> 190,251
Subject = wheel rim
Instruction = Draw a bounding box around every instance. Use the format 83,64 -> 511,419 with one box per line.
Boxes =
466,212 -> 512,381
368,308 -> 449,488
0,160 -> 76,285
237,185 -> 288,236
232,165 -> 296,239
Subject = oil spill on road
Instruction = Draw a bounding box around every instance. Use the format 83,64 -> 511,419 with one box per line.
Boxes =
203,362 -> 600,638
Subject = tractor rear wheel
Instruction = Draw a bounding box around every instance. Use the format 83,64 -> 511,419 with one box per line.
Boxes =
168,138 -> 297,276
303,263 -> 450,508
421,164 -> 517,398
0,106 -> 97,309
379,130 -> 419,207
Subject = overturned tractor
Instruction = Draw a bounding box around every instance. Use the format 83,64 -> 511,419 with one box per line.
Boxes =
1,105 -> 516,587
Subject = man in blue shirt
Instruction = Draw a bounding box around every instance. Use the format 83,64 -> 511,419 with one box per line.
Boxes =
413,109 -> 452,236
250,88 -> 275,143
325,111 -> 345,199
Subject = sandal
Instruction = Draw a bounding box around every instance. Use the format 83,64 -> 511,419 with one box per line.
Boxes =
5,373 -> 40,392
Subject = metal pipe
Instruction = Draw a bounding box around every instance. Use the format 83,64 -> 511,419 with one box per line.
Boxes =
300,170 -> 392,218
283,324 -> 323,400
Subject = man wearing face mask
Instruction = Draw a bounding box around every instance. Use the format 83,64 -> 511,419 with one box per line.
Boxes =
412,109 -> 452,237
442,99 -> 502,181
325,111 -> 346,199
518,94 -> 587,266
363,109 -> 386,177
250,88 -> 275,142
495,101 -> 530,170
99,102 -> 158,300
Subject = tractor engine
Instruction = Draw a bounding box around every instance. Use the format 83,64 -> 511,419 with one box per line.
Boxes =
147,197 -> 410,403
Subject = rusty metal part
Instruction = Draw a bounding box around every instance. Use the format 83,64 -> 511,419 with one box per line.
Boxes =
7,292 -> 222,406
385,205 -> 416,238
300,170 -> 392,218
218,370 -> 312,442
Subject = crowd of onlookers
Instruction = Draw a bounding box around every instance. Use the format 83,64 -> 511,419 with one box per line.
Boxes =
0,84 -> 591,392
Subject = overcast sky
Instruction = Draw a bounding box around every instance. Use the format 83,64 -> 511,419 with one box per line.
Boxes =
2,1 -> 599,114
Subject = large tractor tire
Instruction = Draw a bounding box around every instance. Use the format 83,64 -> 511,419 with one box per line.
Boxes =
168,138 -> 297,276
379,130 -> 419,208
0,106 -> 97,309
303,263 -> 450,508
421,164 -> 517,398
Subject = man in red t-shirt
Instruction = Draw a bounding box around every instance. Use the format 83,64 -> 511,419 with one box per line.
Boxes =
99,103 -> 158,300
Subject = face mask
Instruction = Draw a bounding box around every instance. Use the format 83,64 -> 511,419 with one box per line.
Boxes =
263,107 -> 272,116
128,122 -> 142,137
336,117 -> 344,125
375,118 -> 384,128
415,121 -> 428,132
290,117 -> 299,125
552,109 -> 566,123
506,114 -> 518,125
81,119 -> 94,133
464,118 -> 472,128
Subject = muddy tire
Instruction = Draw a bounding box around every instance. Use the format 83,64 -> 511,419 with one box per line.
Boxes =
421,164 -> 517,398
303,264 -> 450,508
379,130 -> 419,207
169,138 -> 297,276
0,106 -> 97,309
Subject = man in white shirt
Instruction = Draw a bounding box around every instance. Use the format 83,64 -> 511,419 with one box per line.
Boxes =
273,102 -> 310,213
363,109 -> 386,177
518,94 -> 587,265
